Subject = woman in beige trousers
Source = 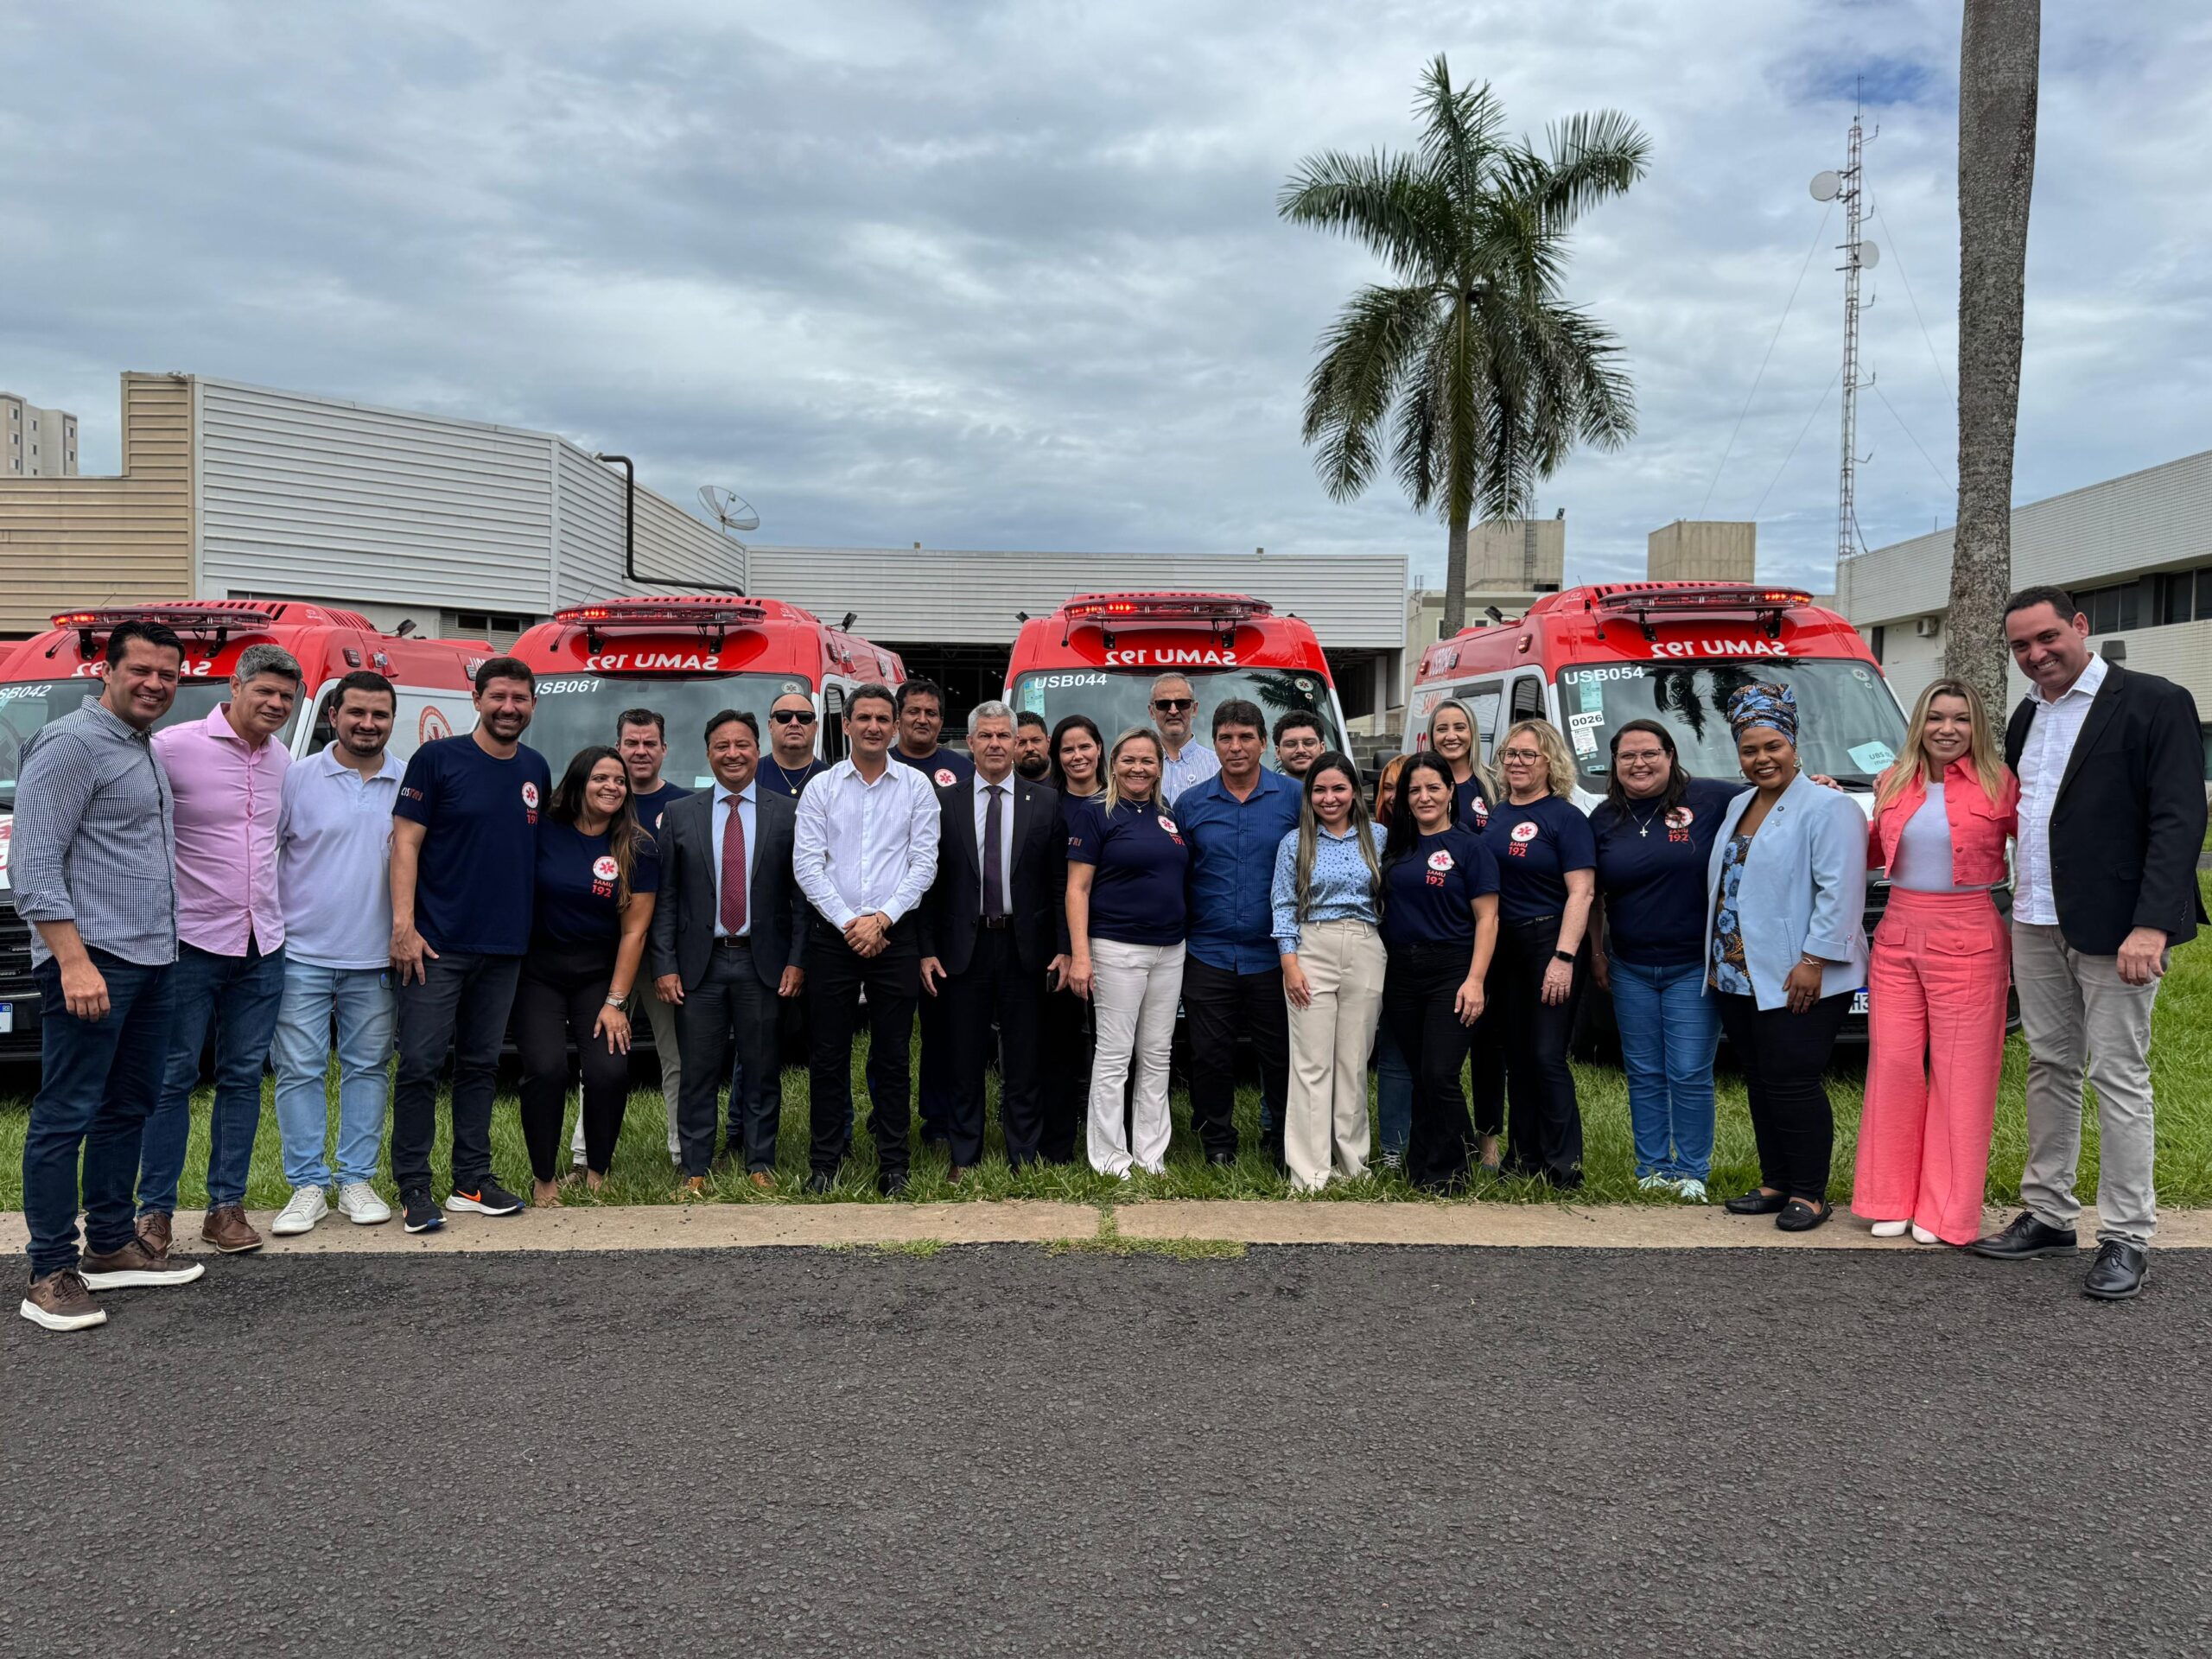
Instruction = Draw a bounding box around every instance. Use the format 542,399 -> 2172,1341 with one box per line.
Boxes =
1270,753 -> 1387,1192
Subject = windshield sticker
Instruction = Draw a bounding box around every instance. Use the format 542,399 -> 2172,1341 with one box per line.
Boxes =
1294,677 -> 1314,694
693,774 -> 714,788
1577,679 -> 1606,713
1567,710 -> 1605,755
1847,741 -> 1897,772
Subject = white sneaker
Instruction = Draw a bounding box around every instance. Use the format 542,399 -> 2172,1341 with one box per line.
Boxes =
336,1182 -> 392,1226
1675,1179 -> 1708,1204
1871,1219 -> 1909,1238
1637,1173 -> 1670,1192
270,1185 -> 329,1236
1910,1223 -> 1940,1245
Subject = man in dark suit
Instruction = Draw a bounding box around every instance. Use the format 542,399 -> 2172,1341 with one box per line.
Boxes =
1973,585 -> 2208,1300
650,709 -> 809,1196
918,701 -> 1067,1176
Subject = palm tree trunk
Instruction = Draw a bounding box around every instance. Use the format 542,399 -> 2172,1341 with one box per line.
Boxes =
1442,509 -> 1471,637
1946,0 -> 2039,713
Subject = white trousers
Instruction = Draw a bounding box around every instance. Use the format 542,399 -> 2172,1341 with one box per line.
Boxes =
1087,938 -> 1185,1177
1283,918 -> 1385,1192
571,989 -> 682,1166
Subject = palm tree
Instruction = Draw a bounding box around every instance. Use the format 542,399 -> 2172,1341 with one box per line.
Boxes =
1946,1 -> 2040,712
1280,56 -> 1650,636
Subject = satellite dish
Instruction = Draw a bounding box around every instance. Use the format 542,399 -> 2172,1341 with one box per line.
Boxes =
1853,240 -> 1880,270
697,485 -> 761,535
1809,170 -> 1841,202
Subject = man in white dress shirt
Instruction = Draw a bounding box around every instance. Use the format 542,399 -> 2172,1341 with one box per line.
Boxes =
792,683 -> 940,1194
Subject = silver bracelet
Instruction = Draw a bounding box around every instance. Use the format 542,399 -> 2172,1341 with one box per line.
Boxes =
605,993 -> 628,1007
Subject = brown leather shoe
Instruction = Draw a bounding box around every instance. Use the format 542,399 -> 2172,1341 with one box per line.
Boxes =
136,1211 -> 173,1256
199,1205 -> 264,1254
677,1175 -> 709,1201
947,1166 -> 968,1185
748,1171 -> 773,1191
20,1269 -> 107,1332
79,1236 -> 207,1288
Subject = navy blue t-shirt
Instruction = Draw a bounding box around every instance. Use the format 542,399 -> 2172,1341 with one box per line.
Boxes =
394,736 -> 551,955
1479,793 -> 1597,925
629,779 -> 691,843
758,756 -> 830,800
1381,827 -> 1501,950
1589,777 -> 1745,968
1452,773 -> 1493,834
890,746 -> 974,786
1067,797 -> 1189,946
532,817 -> 661,948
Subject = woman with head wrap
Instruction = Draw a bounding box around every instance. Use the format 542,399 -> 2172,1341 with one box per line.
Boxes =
1703,682 -> 1871,1230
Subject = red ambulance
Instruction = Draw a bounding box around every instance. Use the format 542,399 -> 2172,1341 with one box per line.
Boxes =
1004,592 -> 1348,765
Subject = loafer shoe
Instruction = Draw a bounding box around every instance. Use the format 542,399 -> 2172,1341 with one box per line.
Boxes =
1970,1211 -> 2078,1260
2082,1241 -> 2147,1301
1725,1189 -> 1788,1216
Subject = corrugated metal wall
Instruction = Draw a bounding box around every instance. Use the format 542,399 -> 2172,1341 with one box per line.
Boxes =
745,547 -> 1408,650
0,373 -> 193,632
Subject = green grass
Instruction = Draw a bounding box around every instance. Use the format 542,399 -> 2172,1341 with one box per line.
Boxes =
5,874 -> 2209,1212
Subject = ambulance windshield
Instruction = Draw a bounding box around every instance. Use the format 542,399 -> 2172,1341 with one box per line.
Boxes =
1011,668 -> 1343,768
0,680 -> 249,807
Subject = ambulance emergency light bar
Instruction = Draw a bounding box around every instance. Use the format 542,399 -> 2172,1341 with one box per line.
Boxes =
1592,584 -> 1813,642
554,598 -> 769,652
54,605 -> 279,652
1059,592 -> 1269,648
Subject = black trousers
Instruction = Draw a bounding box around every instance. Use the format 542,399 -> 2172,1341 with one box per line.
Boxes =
676,938 -> 784,1178
806,915 -> 919,1182
1385,942 -> 1479,1190
1038,985 -> 1093,1163
917,981 -> 955,1144
1181,953 -> 1290,1163
512,938 -> 629,1181
391,950 -> 522,1192
1489,914 -> 1587,1185
1716,990 -> 1849,1202
941,927 -> 1046,1166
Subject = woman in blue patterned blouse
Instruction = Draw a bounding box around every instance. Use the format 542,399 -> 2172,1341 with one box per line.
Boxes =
1270,753 -> 1387,1192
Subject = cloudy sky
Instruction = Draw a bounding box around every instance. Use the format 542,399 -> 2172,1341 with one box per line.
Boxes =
4,1 -> 2205,594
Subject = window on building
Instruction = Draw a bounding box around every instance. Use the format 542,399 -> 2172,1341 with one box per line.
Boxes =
2075,582 -> 2140,635
1869,624 -> 1885,664
455,613 -> 527,633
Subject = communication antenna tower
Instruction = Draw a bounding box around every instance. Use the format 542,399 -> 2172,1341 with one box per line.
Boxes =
1812,103 -> 1878,563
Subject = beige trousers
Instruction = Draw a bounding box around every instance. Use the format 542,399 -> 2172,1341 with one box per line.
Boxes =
1284,918 -> 1386,1192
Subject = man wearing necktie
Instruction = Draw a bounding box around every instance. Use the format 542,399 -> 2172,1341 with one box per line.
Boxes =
648,709 -> 809,1195
919,702 -> 1067,1176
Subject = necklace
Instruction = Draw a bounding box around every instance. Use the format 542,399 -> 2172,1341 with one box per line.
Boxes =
1626,798 -> 1666,838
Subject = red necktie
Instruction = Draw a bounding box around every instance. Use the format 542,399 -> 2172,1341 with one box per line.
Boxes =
720,797 -> 748,934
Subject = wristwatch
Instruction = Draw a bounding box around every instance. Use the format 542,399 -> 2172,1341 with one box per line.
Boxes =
1552,950 -> 1574,964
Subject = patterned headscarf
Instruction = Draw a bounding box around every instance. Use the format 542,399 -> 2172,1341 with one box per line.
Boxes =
1726,681 -> 1798,745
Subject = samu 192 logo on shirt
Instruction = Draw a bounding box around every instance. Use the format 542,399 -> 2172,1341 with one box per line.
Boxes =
1665,804 -> 1695,843
1427,849 -> 1455,872
522,782 -> 541,810
1158,817 -> 1179,836
591,855 -> 619,884
934,767 -> 957,787
1510,820 -> 1539,842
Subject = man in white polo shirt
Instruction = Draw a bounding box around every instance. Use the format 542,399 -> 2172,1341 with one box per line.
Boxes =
267,671 -> 406,1234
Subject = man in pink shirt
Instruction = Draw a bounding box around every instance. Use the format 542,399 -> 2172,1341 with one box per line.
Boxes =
135,644 -> 299,1255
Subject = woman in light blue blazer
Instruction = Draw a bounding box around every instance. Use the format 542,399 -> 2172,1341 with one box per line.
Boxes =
1703,683 -> 1870,1231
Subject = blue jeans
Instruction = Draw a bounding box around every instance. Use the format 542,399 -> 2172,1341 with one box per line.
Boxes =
270,961 -> 395,1189
25,953 -> 175,1277
138,940 -> 288,1214
1609,956 -> 1719,1181
1372,1018 -> 1413,1159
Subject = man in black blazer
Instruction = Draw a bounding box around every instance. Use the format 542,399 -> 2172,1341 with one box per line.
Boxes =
649,709 -> 809,1194
918,702 -> 1067,1174
1973,586 -> 2208,1300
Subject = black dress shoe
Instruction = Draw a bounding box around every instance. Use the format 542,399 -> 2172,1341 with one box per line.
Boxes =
2082,1240 -> 2147,1300
878,1171 -> 911,1198
1776,1197 -> 1831,1232
1725,1188 -> 1789,1216
804,1171 -> 836,1195
1970,1211 -> 2079,1260
1206,1151 -> 1236,1168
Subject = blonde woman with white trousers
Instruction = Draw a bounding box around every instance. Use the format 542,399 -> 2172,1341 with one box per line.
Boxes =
1270,753 -> 1388,1192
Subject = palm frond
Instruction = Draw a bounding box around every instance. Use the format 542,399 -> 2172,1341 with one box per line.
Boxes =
1300,283 -> 1442,500
1414,54 -> 1505,213
1537,111 -> 1653,226
1277,149 -> 1447,279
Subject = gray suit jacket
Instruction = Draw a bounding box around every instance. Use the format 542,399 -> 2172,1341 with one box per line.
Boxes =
1702,772 -> 1871,1012
647,785 -> 809,993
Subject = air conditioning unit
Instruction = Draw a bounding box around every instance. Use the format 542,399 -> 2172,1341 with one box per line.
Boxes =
1914,615 -> 1942,639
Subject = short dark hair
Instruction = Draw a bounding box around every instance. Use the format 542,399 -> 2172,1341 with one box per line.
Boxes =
104,619 -> 183,667
474,656 -> 535,694
333,670 -> 397,710
704,709 -> 760,742
2003,584 -> 2080,624
894,677 -> 944,715
1212,698 -> 1266,737
1272,709 -> 1325,744
849,682 -> 897,718
616,707 -> 665,741
1015,709 -> 1047,733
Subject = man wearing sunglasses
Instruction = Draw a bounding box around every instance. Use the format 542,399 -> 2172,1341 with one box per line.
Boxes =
760,691 -> 830,799
1150,675 -> 1220,805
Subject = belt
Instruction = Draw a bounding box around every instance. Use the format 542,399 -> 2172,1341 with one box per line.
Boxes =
713,935 -> 754,950
980,916 -> 1012,931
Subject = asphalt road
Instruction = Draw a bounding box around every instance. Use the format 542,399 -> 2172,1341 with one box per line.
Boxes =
7,1246 -> 2208,1658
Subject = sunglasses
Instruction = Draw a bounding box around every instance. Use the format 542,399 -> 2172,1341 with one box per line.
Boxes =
1151,697 -> 1195,712
770,709 -> 817,725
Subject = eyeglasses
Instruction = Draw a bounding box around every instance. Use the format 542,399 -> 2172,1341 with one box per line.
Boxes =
1151,698 -> 1194,712
769,709 -> 817,725
1499,747 -> 1544,763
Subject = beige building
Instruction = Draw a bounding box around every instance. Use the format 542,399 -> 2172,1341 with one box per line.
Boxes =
2,391 -> 79,477
1648,519 -> 1755,582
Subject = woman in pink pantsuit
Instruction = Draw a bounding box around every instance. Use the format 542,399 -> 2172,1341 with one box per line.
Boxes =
1855,678 -> 2019,1245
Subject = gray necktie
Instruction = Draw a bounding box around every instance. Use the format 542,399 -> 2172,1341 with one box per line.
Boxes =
982,785 -> 1007,920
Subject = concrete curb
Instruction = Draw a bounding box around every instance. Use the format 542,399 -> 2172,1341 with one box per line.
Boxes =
3,1200 -> 2202,1255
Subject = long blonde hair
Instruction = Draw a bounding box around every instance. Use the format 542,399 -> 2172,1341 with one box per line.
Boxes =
1293,753 -> 1383,925
1497,719 -> 1577,800
1101,726 -> 1163,813
1875,677 -> 2005,812
1425,696 -> 1498,801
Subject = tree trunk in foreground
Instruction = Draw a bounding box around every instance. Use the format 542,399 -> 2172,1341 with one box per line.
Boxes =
1441,509 -> 1471,638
